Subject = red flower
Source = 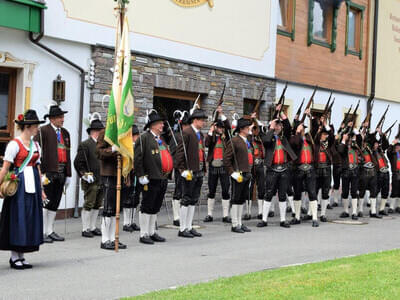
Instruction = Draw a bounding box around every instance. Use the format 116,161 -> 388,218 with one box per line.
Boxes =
10,174 -> 17,181
17,114 -> 24,121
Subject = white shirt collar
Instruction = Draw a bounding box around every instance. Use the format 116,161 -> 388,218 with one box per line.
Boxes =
50,123 -> 60,132
91,136 -> 97,143
150,130 -> 159,139
191,125 -> 199,133
239,134 -> 248,143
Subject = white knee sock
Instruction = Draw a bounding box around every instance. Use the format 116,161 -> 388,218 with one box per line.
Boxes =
139,212 -> 149,238
246,200 -> 252,215
187,205 -> 195,231
294,200 -> 302,220
81,209 -> 91,231
110,217 -> 116,241
288,196 -> 294,212
358,197 -> 364,213
207,198 -> 215,216
42,208 -> 48,235
222,200 -> 230,218
390,198 -> 396,210
317,190 -> 322,205
333,189 -> 340,204
238,204 -> 243,226
310,200 -> 318,221
231,205 -> 238,227
123,208 -> 132,226
132,208 -> 137,224
258,199 -> 263,215
352,198 -> 358,215
172,200 -> 180,221
149,214 -> 157,236
270,197 -> 276,213
90,209 -> 99,231
47,210 -> 57,235
370,198 -> 377,214
262,201 -> 271,222
101,217 -> 111,243
179,206 -> 188,232
279,201 -> 287,222
379,198 -> 387,212
321,199 -> 328,217
343,198 -> 349,214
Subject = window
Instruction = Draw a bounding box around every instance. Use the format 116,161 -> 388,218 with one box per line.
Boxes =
0,67 -> 16,160
243,98 -> 263,119
307,0 -> 340,52
277,0 -> 296,41
345,1 -> 364,59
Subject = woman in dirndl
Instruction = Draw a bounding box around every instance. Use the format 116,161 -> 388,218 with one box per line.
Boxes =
0,110 -> 46,270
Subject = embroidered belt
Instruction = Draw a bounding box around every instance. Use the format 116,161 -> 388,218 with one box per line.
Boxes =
379,167 -> 389,173
271,164 -> 287,173
298,164 -> 312,172
363,162 -> 375,169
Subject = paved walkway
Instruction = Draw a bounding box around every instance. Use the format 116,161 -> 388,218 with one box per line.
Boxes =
1,203 -> 399,299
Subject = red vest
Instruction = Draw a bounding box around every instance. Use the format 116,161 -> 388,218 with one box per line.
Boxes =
213,136 -> 223,161
158,141 -> 173,174
252,141 -> 264,159
363,151 -> 372,163
273,137 -> 287,165
348,148 -> 358,164
13,139 -> 40,167
397,152 -> 400,170
300,140 -> 312,164
246,140 -> 253,166
377,153 -> 387,169
57,132 -> 67,163
199,138 -> 205,163
319,151 -> 327,163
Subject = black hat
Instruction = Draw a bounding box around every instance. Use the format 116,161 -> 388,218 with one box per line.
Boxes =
189,108 -> 207,123
132,124 -> 139,135
233,118 -> 252,134
215,120 -> 224,128
144,110 -> 165,130
44,105 -> 68,119
15,110 -> 45,125
86,119 -> 105,134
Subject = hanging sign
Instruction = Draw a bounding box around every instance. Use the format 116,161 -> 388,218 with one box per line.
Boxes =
172,0 -> 214,8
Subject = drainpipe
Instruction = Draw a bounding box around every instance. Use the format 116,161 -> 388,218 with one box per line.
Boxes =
369,0 -> 379,108
29,9 -> 85,218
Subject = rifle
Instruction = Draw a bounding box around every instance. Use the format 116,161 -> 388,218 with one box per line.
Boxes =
361,96 -> 375,132
322,91 -> 333,118
396,124 -> 400,139
295,98 -> 305,118
327,97 -> 335,121
375,104 -> 389,130
272,82 -> 288,119
252,86 -> 266,132
300,85 -> 318,124
212,83 -> 226,122
384,120 -> 397,136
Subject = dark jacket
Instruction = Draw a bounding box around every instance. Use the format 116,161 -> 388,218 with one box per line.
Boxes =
371,134 -> 389,171
261,129 -> 296,167
387,144 -> 400,172
35,123 -> 71,176
96,131 -> 118,177
224,135 -> 253,175
175,126 -> 206,173
313,126 -> 335,166
134,131 -> 171,180
73,137 -> 100,180
337,140 -> 362,169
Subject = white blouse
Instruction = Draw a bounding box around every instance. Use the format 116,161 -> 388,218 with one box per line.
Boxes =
4,137 -> 41,165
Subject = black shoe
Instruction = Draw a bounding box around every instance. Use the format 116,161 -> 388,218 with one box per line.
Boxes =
222,216 -> 232,223
395,207 -> 400,213
111,241 -> 127,249
370,212 -> 382,219
312,221 -> 319,227
357,212 -> 363,218
291,213 -> 296,218
241,225 -> 251,232
257,221 -> 268,227
301,207 -> 307,214
340,212 -> 350,218
367,203 -> 371,207
150,233 -> 166,242
91,228 -> 102,236
257,214 -> 263,220
82,230 -> 94,238
48,232 -> 65,242
379,210 -> 388,216
20,259 -> 32,269
190,228 -> 202,237
318,204 -> 321,211
327,204 -> 332,210
100,240 -> 114,250
388,208 -> 394,214
268,211 -> 275,218
203,215 -> 213,222
280,221 -> 290,228
130,223 -> 140,231
320,216 -> 327,222
386,202 -> 390,207
231,226 -> 245,233
302,215 -> 312,221
173,220 -> 180,227
140,236 -> 154,245
290,218 -> 301,225
9,258 -> 24,270
352,214 -> 358,220
332,202 -> 339,207
178,229 -> 194,238
286,207 -> 292,213
243,214 -> 251,220
123,225 -> 134,232
43,235 -> 53,243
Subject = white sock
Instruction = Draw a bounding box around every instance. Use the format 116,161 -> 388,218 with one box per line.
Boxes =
343,198 -> 349,214
333,189 -> 340,204
246,200 -> 252,215
222,200 -> 230,218
366,191 -> 370,205
139,212 -> 149,238
352,198 -> 358,215
207,198 -> 215,216
238,204 -> 243,226
179,206 -> 188,232
370,198 -> 377,214
18,252 -> 27,264
294,200 -> 302,220
270,197 -> 276,213
262,201 -> 272,222
317,190 -> 322,205
90,209 -> 99,231
42,208 -> 48,235
101,217 -> 111,243
172,200 -> 180,221
390,198 -> 396,210
310,201 -> 318,221
81,209 -> 90,231
187,205 -> 195,231
258,199 -> 263,215
379,198 -> 387,212
47,210 -> 57,235
279,202 -> 287,222
132,208 -> 137,224
149,214 -> 157,236
231,205 -> 238,227
10,251 -> 23,266
321,199 -> 328,217
110,217 -> 116,242
123,208 -> 132,226
288,196 -> 294,212
358,197 -> 364,213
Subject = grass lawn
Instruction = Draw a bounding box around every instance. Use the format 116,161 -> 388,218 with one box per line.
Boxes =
128,249 -> 400,300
